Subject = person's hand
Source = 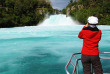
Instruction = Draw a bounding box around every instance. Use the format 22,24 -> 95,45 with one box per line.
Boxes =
85,23 -> 89,27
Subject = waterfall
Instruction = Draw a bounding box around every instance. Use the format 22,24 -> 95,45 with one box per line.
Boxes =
40,14 -> 80,26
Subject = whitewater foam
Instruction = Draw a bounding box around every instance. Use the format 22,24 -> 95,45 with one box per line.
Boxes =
40,14 -> 80,26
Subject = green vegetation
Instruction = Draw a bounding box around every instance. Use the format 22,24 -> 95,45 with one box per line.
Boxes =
62,0 -> 110,25
0,0 -> 53,28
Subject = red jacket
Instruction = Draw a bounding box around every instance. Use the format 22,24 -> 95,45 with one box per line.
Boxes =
78,26 -> 102,55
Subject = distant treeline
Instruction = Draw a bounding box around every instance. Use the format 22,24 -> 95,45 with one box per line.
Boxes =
62,0 -> 110,25
0,0 -> 53,28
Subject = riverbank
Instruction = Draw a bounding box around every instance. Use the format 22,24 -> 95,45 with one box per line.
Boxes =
62,0 -> 110,25
0,0 -> 54,28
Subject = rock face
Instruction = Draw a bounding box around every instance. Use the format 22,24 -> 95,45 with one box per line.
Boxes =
66,7 -> 70,17
63,0 -> 110,24
89,0 -> 97,7
66,4 -> 84,16
36,8 -> 47,15
78,5 -> 84,10
71,5 -> 84,10
71,6 -> 76,10
39,9 -> 44,15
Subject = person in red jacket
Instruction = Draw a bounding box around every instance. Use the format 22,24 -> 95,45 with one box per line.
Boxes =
78,16 -> 103,74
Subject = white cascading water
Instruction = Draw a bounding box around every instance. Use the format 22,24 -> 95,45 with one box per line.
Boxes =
40,14 -> 80,26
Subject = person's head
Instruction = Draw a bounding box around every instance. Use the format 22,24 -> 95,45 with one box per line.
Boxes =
87,16 -> 98,25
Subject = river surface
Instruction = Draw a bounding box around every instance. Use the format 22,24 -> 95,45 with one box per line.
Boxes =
0,14 -> 110,74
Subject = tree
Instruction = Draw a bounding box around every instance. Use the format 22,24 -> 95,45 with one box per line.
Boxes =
0,0 -> 53,28
70,0 -> 73,3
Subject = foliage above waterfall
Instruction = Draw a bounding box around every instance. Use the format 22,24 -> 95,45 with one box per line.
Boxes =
62,0 -> 110,25
0,0 -> 54,28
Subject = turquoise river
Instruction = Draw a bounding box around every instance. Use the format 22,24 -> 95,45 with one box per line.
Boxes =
0,14 -> 110,74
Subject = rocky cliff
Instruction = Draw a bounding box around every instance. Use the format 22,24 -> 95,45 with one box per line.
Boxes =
62,0 -> 110,25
